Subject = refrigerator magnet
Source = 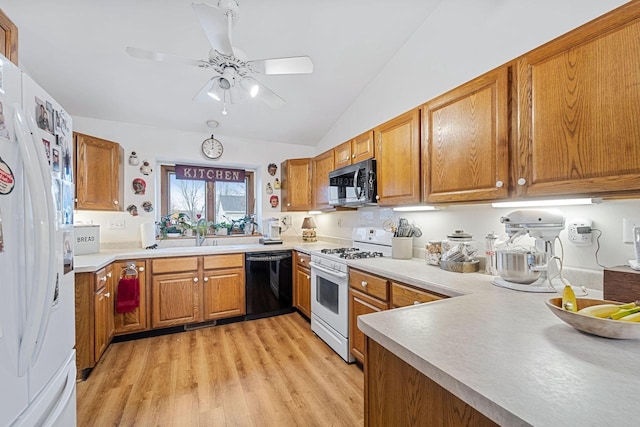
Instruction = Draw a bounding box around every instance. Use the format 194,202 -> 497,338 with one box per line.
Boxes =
0,156 -> 15,195
270,195 -> 279,208
142,201 -> 153,212
127,204 -> 139,216
266,182 -> 273,194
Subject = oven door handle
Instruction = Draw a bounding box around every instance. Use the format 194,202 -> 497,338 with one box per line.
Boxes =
309,262 -> 348,280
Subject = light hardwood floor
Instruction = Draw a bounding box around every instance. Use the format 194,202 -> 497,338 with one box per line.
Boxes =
77,313 -> 364,426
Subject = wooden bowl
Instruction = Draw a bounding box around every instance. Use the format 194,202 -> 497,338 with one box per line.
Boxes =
546,297 -> 640,339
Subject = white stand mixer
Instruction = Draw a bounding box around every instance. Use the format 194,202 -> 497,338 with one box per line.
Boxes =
491,209 -> 566,292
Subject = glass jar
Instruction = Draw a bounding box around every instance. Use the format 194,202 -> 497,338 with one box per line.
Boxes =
484,232 -> 498,275
425,240 -> 442,265
441,230 -> 478,262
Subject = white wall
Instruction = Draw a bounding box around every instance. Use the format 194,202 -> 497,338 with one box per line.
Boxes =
311,0 -> 636,272
73,116 -> 314,245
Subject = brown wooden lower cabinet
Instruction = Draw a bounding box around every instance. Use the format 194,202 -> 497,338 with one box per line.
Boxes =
151,271 -> 200,328
349,288 -> 388,363
365,339 -> 498,427
202,268 -> 245,320
293,251 -> 311,318
113,260 -> 148,334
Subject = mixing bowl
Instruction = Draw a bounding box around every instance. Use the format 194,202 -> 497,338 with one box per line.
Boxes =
496,248 -> 546,284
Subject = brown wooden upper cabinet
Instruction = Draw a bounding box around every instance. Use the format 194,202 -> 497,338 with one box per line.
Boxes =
281,158 -> 312,211
422,66 -> 510,203
374,109 -> 421,206
311,149 -> 334,210
74,132 -> 124,211
334,130 -> 375,169
515,2 -> 640,198
0,8 -> 18,65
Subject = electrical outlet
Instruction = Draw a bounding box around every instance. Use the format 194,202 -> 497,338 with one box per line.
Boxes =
623,218 -> 640,243
568,218 -> 592,246
108,217 -> 125,230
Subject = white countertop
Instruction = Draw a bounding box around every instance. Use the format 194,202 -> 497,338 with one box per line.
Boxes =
354,257 -> 640,427
73,240 -> 342,273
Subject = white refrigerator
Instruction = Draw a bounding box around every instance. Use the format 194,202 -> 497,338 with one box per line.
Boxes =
0,53 -> 76,426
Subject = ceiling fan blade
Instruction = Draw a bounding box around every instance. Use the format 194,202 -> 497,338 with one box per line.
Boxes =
126,46 -> 208,67
240,77 -> 285,108
192,2 -> 233,55
248,56 -> 314,75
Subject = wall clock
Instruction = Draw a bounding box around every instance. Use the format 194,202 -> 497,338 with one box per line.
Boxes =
201,135 -> 223,159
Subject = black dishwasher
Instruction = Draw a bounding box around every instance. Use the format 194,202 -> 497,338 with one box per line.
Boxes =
245,251 -> 293,320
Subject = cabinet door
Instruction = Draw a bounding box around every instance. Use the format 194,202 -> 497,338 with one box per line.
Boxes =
374,109 -> 421,206
202,268 -> 245,320
422,66 -> 510,203
281,158 -> 312,211
74,132 -> 124,211
93,286 -> 108,362
352,130 -> 374,164
334,140 -> 353,169
0,9 -> 18,65
312,149 -> 335,210
349,288 -> 387,364
151,272 -> 200,328
113,261 -> 148,335
516,5 -> 640,197
74,272 -> 95,378
294,265 -> 311,319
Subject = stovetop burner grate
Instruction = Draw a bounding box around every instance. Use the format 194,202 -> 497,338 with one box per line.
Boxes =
320,247 -> 359,255
339,251 -> 384,259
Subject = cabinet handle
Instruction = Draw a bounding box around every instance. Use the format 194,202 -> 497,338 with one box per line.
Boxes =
74,198 -> 78,203
517,178 -> 527,186
413,301 -> 420,305
107,272 -> 112,278
496,180 -> 504,188
351,154 -> 356,158
204,277 -> 209,282
306,275 -> 310,279
193,277 -> 199,283
287,203 -> 291,207
361,281 -> 368,287
139,267 -> 145,272
375,195 -> 380,200
105,292 -> 111,298
100,276 -> 107,282
113,200 -> 119,205
301,259 -> 305,263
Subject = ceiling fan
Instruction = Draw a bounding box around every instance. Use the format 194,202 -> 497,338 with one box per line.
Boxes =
125,0 -> 313,115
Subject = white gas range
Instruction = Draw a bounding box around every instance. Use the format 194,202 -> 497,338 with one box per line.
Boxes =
309,227 -> 392,362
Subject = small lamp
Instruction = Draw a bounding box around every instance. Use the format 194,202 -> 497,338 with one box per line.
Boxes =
301,216 -> 317,242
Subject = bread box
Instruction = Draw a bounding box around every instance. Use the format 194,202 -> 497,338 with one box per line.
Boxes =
73,225 -> 100,255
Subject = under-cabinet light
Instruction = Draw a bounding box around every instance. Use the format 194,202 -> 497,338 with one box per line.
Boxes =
308,211 -> 322,215
392,205 -> 439,212
491,198 -> 602,208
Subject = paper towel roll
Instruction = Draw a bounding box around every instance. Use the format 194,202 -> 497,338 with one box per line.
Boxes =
140,222 -> 156,248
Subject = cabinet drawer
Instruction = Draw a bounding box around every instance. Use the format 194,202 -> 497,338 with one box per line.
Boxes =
349,269 -> 388,301
296,252 -> 311,268
152,256 -> 198,274
391,282 -> 445,308
203,253 -> 244,270
94,267 -> 108,292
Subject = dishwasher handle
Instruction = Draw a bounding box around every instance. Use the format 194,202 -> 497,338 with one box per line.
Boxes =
246,252 -> 292,262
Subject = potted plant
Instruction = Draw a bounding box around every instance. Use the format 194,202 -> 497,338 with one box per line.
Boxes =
214,222 -> 230,235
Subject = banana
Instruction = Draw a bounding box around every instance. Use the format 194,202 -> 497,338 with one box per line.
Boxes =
609,306 -> 640,320
618,312 -> 640,322
577,304 -> 625,318
562,285 -> 578,312
617,302 -> 637,310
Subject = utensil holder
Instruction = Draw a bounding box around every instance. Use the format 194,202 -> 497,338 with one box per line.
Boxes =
392,237 -> 413,259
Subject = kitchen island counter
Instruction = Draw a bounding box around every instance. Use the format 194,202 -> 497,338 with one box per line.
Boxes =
355,258 -> 639,426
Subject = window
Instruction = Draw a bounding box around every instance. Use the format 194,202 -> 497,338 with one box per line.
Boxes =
161,165 -> 255,229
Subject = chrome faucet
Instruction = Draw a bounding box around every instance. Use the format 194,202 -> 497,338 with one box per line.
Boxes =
195,218 -> 207,246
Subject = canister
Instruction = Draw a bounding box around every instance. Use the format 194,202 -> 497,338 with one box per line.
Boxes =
73,224 -> 100,255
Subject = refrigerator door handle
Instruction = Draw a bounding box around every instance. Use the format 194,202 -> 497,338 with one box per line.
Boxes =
13,106 -> 56,374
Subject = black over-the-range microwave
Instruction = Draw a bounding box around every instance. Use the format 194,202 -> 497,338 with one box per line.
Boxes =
328,159 -> 377,207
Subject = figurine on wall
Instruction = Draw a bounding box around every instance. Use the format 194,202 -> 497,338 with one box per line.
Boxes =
140,160 -> 153,175
266,182 -> 273,194
132,178 -> 146,195
126,204 -> 139,216
129,151 -> 139,166
268,163 -> 277,176
142,201 -> 153,212
270,195 -> 279,208
274,178 -> 280,189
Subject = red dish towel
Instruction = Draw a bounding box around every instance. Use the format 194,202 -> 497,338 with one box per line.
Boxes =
116,277 -> 139,313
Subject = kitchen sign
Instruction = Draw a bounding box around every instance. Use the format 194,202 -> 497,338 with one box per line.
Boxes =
175,164 -> 245,183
